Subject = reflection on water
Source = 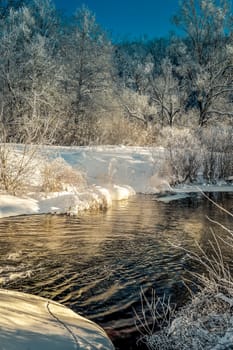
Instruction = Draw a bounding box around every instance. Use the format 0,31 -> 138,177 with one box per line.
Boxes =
0,192 -> 232,350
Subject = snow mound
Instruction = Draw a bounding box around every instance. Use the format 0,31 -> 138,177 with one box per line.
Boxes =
0,195 -> 39,218
0,289 -> 114,350
108,184 -> 136,200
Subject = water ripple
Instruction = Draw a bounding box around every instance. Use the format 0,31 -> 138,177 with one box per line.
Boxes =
0,192 -> 232,349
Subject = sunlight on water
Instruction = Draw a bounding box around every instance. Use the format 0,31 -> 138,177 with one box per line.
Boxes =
0,193 -> 232,349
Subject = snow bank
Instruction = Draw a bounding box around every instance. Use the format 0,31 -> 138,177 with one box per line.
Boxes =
0,195 -> 39,217
0,186 -> 128,218
0,145 -> 232,218
173,184 -> 233,193
45,145 -> 233,194
0,145 -> 165,218
0,185 -> 136,218
0,289 -> 114,350
46,145 -> 168,193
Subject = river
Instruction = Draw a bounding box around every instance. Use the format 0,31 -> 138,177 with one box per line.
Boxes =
0,192 -> 232,349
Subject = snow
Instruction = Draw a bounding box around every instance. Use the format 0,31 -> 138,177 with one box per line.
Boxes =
0,289 -> 114,350
173,184 -> 233,193
210,327 -> 233,350
0,145 -> 232,218
156,192 -> 190,203
52,145 -> 167,193
0,185 -> 135,218
0,195 -> 39,217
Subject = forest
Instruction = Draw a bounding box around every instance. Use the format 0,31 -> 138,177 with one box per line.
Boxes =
0,0 -> 232,183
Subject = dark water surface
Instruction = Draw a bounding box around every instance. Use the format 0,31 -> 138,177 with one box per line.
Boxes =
0,192 -> 232,349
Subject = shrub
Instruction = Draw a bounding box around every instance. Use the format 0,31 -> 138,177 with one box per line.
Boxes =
0,143 -> 40,195
198,126 -> 233,182
159,127 -> 203,184
41,158 -> 86,193
96,116 -> 158,146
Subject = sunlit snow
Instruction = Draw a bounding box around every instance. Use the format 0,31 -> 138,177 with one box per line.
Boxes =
0,145 -> 232,218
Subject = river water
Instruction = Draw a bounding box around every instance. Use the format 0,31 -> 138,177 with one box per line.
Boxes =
0,192 -> 232,349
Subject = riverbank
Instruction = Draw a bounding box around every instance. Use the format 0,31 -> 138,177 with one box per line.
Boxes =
0,289 -> 114,350
0,184 -> 135,218
0,145 -> 232,218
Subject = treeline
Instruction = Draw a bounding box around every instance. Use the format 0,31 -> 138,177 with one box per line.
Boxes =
0,0 -> 233,146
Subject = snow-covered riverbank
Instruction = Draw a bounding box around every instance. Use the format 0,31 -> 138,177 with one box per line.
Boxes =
0,145 -> 232,218
0,289 -> 114,350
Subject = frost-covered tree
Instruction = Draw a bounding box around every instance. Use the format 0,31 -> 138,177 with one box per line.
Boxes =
149,58 -> 185,127
173,0 -> 233,126
147,38 -> 169,73
0,0 -> 25,18
1,0 -> 232,147
114,40 -> 153,95
119,88 -> 157,128
173,0 -> 230,65
0,0 -> 62,142
61,7 -> 114,144
20,0 -> 63,142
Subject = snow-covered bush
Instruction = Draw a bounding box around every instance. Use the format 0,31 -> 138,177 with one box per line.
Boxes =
157,125 -> 232,185
145,288 -> 233,350
41,158 -> 86,193
159,127 -> 202,184
198,126 -> 233,182
0,143 -> 40,195
144,260 -> 233,349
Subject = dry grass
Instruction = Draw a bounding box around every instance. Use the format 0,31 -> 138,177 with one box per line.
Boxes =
41,158 -> 86,193
134,290 -> 176,350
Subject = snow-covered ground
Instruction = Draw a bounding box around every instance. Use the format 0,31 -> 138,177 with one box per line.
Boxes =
53,145 -> 168,193
0,145 -> 232,218
0,289 -> 114,350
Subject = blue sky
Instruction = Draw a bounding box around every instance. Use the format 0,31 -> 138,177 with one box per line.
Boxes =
54,0 -> 180,39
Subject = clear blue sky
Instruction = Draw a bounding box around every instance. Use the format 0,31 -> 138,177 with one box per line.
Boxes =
54,0 -> 180,39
